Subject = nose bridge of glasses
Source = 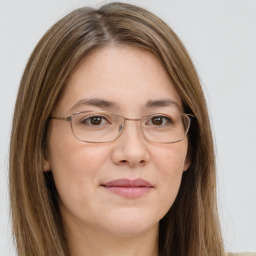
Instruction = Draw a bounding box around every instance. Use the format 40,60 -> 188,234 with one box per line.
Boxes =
119,117 -> 144,136
123,117 -> 143,128
124,117 -> 141,122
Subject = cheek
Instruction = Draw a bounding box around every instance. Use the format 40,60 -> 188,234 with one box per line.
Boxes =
153,142 -> 188,175
46,125 -> 110,200
49,144 -> 109,182
151,143 -> 188,213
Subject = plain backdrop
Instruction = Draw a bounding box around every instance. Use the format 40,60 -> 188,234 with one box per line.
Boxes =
0,0 -> 255,255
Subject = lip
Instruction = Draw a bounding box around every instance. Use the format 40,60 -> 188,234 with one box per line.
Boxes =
101,178 -> 154,198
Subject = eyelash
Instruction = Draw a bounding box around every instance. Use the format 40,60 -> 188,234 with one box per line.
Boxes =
145,116 -> 173,126
79,115 -> 173,127
81,116 -> 111,126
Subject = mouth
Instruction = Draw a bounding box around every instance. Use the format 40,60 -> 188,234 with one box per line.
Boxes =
101,178 -> 154,198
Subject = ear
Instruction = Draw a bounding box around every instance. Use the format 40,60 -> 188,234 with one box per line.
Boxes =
43,158 -> 51,172
183,145 -> 191,172
183,155 -> 191,172
183,139 -> 192,172
43,147 -> 51,172
43,133 -> 51,172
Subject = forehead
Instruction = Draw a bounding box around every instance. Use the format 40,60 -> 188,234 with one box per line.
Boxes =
55,45 -> 183,115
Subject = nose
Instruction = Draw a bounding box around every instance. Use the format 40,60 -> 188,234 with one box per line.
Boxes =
111,120 -> 150,168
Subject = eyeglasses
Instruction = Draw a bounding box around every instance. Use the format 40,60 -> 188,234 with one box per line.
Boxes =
50,111 -> 193,143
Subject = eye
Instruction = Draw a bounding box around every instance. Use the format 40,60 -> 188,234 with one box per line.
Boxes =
81,115 -> 111,126
146,115 -> 173,126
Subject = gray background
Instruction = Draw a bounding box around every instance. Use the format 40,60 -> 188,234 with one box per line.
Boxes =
1,0 -> 255,255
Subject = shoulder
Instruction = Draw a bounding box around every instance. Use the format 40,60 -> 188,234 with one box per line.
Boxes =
228,253 -> 256,256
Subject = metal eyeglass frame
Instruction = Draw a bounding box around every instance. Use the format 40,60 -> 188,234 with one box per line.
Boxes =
50,111 -> 194,144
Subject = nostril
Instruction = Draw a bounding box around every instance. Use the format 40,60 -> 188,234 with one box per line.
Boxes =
119,159 -> 146,166
139,160 -> 146,166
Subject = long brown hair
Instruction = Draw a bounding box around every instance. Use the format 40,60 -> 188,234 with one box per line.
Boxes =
9,2 -> 225,256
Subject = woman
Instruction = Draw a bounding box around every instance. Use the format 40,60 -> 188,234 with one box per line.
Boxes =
9,2 -> 254,256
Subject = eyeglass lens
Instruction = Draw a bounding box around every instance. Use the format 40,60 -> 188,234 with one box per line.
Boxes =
70,111 -> 191,143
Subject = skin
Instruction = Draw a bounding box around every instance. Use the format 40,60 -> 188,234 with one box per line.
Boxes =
45,45 -> 190,256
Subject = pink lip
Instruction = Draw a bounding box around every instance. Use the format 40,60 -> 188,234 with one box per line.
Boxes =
101,179 -> 153,198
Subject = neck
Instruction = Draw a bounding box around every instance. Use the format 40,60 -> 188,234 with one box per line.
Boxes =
64,219 -> 159,256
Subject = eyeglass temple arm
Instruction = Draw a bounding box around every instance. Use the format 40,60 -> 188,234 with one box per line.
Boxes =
49,116 -> 71,122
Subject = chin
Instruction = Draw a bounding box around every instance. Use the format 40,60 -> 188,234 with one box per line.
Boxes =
98,209 -> 160,236
105,222 -> 158,236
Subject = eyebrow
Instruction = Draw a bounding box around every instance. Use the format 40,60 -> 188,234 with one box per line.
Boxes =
69,99 -> 120,112
144,99 -> 180,109
69,98 -> 180,112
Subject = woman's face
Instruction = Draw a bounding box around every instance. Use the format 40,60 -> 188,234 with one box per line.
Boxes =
46,45 -> 190,236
